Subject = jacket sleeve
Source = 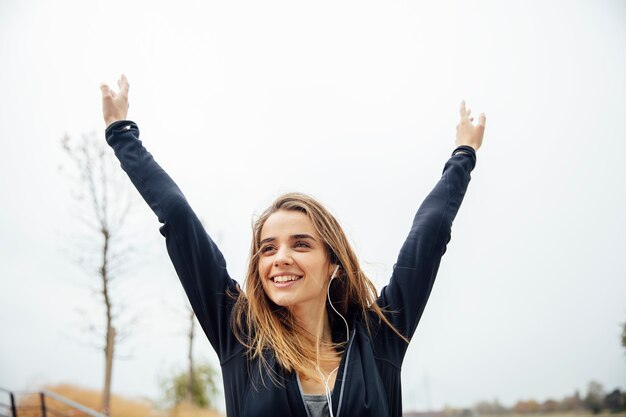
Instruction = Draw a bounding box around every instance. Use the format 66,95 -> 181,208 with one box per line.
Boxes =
105,120 -> 241,362
374,148 -> 476,364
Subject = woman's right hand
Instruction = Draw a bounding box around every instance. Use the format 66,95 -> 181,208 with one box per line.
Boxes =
100,74 -> 130,128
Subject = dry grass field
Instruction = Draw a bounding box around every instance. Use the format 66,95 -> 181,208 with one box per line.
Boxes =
15,384 -> 224,417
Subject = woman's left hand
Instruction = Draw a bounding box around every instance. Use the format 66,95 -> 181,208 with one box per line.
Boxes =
100,74 -> 130,128
455,100 -> 486,152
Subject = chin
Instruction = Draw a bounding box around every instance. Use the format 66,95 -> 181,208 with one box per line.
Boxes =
267,293 -> 297,307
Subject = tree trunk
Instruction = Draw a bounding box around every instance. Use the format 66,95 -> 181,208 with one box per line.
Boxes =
186,309 -> 196,403
101,227 -> 114,416
103,325 -> 115,415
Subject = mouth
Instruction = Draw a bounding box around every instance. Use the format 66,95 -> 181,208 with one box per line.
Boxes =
270,274 -> 303,287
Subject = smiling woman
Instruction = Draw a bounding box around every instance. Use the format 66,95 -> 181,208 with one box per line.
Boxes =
231,194 -> 409,405
100,74 -> 485,417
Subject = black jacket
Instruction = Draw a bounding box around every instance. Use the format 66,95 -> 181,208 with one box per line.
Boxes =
105,120 -> 476,417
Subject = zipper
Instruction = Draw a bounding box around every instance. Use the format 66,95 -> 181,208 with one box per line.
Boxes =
295,328 -> 356,417
334,328 -> 356,417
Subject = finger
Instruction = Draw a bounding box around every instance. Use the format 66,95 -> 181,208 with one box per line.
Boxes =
460,101 -> 471,121
100,83 -> 111,97
119,74 -> 130,96
478,113 -> 486,127
111,90 -> 117,99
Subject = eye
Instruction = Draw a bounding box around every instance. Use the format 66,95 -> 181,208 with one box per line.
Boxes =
294,241 -> 311,249
260,245 -> 276,254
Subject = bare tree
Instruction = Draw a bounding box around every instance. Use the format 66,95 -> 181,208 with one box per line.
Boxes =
60,131 -> 138,416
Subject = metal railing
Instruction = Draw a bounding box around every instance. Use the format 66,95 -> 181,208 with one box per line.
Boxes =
0,388 -> 107,417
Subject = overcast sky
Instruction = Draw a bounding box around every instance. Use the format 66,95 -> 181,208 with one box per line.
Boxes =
1,0 -> 625,413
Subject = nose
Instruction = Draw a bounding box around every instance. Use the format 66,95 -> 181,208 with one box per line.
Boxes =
273,246 -> 293,267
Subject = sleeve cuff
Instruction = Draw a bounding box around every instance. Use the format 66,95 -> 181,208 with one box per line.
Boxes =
105,120 -> 138,141
452,145 -> 477,163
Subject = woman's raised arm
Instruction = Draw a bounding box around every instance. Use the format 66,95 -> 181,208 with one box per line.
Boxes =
374,101 -> 486,365
99,75 -> 242,363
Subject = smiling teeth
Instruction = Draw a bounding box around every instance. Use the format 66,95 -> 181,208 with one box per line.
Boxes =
273,275 -> 301,283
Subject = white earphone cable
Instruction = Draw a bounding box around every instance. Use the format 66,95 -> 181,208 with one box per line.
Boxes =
315,264 -> 350,417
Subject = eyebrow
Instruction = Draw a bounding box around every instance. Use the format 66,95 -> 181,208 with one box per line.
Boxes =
259,234 -> 318,246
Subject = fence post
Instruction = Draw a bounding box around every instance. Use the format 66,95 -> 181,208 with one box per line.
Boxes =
40,392 -> 47,417
9,392 -> 17,417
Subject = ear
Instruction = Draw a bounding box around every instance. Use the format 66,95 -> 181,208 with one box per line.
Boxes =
328,263 -> 341,279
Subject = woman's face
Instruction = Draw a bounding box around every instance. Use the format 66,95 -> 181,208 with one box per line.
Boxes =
258,209 -> 335,310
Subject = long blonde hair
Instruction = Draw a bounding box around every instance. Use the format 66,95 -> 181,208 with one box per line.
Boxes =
231,192 -> 408,385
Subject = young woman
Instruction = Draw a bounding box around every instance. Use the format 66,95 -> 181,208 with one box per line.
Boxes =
100,74 -> 486,417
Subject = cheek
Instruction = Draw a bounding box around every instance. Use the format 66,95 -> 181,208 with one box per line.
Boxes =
258,258 -> 271,278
